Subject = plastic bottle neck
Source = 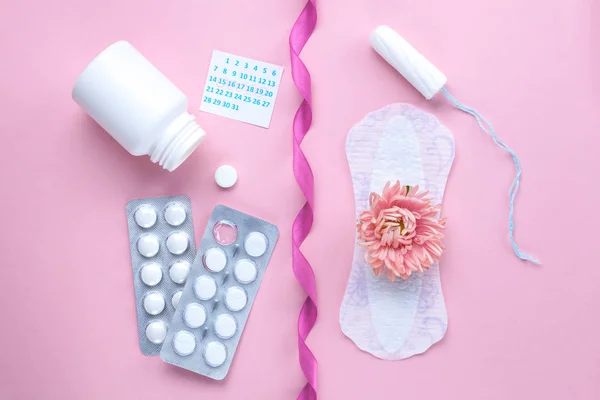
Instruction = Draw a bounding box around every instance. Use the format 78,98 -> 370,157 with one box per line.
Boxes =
150,112 -> 205,171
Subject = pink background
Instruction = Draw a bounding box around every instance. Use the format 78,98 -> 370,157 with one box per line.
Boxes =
1,0 -> 599,398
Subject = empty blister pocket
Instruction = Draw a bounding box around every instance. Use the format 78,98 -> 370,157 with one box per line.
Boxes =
160,205 -> 279,379
126,196 -> 197,356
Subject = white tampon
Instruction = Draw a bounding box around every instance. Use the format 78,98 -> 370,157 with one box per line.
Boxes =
370,25 -> 446,100
369,25 -> 538,263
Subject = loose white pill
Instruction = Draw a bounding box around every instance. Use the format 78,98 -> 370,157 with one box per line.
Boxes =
215,314 -> 237,339
164,202 -> 187,226
194,275 -> 217,300
184,303 -> 207,328
244,232 -> 268,257
169,261 -> 190,284
143,292 -> 165,315
215,165 -> 238,188
234,259 -> 257,284
203,247 -> 227,272
204,341 -> 227,367
225,286 -> 247,312
166,231 -> 189,255
137,234 -> 160,258
134,205 -> 157,228
140,262 -> 162,286
173,330 -> 196,356
145,321 -> 167,344
172,291 -> 183,309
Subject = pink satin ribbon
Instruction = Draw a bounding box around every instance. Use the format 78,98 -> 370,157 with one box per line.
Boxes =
290,1 -> 318,399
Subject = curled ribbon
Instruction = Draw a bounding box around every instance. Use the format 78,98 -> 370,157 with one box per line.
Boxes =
290,1 -> 318,399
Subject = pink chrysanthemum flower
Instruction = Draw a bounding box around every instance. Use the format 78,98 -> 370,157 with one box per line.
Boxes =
357,181 -> 446,281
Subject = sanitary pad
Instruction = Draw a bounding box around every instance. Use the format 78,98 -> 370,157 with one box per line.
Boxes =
340,104 -> 455,360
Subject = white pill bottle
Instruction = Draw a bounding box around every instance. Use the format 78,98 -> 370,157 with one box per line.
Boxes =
72,41 -> 205,171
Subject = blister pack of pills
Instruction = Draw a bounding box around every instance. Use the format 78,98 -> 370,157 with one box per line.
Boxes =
160,205 -> 279,379
126,196 -> 196,356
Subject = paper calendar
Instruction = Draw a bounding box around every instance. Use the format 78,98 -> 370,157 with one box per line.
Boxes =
199,50 -> 284,128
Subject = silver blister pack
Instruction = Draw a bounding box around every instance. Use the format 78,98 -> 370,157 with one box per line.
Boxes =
160,205 -> 279,379
126,195 -> 196,356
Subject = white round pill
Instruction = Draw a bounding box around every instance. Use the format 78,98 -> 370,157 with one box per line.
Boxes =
203,247 -> 227,272
140,263 -> 162,286
184,303 -> 207,328
215,165 -> 238,188
215,314 -> 237,339
134,205 -> 157,228
234,259 -> 257,284
143,292 -> 165,315
166,231 -> 189,255
172,291 -> 183,309
169,261 -> 191,284
204,341 -> 227,367
194,275 -> 217,300
225,286 -> 247,312
173,330 -> 196,356
145,320 -> 167,344
137,234 -> 160,258
244,232 -> 268,257
164,202 -> 187,226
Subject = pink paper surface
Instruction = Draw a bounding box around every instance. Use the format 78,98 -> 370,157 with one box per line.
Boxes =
0,1 -> 599,399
